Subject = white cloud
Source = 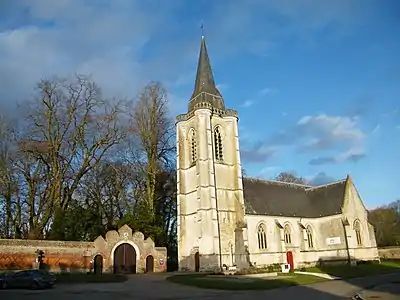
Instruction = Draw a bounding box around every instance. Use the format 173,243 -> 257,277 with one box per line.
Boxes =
240,100 -> 254,108
240,145 -> 276,163
371,124 -> 380,134
0,0 -> 377,112
257,166 -> 280,177
306,172 -> 337,186
297,114 -> 365,149
259,87 -> 272,96
383,108 -> 398,118
259,87 -> 279,96
0,1 -> 170,107
240,86 -> 275,108
269,113 -> 368,165
216,83 -> 229,92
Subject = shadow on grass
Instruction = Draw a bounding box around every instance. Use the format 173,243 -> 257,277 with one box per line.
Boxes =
167,258 -> 400,298
305,259 -> 400,278
167,273 -> 327,291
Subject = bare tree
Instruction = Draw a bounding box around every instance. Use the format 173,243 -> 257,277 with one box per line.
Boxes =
130,82 -> 175,217
18,75 -> 127,238
275,172 -> 307,184
0,115 -> 20,238
369,203 -> 400,247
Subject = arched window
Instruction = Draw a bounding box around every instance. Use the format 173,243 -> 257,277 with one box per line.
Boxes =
354,220 -> 362,246
306,226 -> 314,248
284,224 -> 292,244
257,223 -> 267,250
214,126 -> 223,161
189,129 -> 197,164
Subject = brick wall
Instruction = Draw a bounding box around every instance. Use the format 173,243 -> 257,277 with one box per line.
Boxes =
378,247 -> 400,260
0,226 -> 168,274
0,239 -> 93,272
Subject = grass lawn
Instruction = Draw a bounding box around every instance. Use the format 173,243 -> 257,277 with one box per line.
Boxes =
303,260 -> 400,279
166,273 -> 327,290
56,273 -> 128,284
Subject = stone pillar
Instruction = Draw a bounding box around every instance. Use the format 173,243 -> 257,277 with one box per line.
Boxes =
83,250 -> 92,273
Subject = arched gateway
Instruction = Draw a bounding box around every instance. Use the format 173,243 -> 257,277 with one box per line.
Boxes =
113,243 -> 137,274
146,255 -> 154,273
93,254 -> 103,274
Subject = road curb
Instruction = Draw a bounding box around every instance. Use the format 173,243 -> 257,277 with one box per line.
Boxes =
349,273 -> 400,300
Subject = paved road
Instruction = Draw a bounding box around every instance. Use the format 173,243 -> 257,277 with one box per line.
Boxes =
1,273 -> 399,300
356,282 -> 400,300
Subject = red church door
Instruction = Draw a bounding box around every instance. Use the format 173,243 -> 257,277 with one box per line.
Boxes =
286,251 -> 294,271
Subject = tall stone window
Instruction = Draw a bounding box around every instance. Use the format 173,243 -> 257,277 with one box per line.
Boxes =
189,129 -> 197,164
354,220 -> 362,246
214,126 -> 223,161
257,223 -> 267,250
284,224 -> 292,244
306,226 -> 314,248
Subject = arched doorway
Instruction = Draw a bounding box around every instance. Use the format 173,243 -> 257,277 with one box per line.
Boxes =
113,243 -> 137,274
146,255 -> 154,273
93,254 -> 103,275
194,252 -> 200,272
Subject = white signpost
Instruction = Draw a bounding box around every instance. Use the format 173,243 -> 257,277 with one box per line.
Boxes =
326,237 -> 341,245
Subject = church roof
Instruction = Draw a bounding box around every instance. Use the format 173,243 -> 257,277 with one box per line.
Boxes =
243,178 -> 347,218
188,36 -> 225,112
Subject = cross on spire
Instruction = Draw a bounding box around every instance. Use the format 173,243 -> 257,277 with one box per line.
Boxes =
188,29 -> 225,112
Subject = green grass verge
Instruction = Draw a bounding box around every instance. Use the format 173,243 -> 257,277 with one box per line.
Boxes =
56,273 -> 128,284
166,273 -> 327,290
302,260 -> 400,279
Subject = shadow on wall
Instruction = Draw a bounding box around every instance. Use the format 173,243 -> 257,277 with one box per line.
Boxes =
178,254 -> 221,272
0,256 -> 87,273
379,246 -> 400,260
0,254 -> 36,270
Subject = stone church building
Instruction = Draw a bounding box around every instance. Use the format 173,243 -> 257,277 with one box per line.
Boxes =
176,36 -> 379,272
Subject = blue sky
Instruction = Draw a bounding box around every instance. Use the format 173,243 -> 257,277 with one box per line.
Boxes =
0,0 -> 399,208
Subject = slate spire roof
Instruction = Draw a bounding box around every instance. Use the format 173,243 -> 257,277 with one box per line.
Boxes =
243,177 -> 348,218
188,36 -> 225,112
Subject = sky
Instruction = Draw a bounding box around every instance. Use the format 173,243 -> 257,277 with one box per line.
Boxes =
0,0 -> 399,209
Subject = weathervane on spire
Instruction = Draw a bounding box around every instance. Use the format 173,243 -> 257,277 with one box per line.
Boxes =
200,21 -> 204,38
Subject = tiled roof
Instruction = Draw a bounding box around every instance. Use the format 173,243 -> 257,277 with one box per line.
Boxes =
243,177 -> 346,218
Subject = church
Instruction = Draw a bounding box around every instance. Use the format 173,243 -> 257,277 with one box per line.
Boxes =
175,36 -> 380,272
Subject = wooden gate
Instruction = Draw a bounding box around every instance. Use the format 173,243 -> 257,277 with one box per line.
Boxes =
286,251 -> 294,271
93,254 -> 103,275
146,255 -> 154,273
194,252 -> 200,272
113,243 -> 137,274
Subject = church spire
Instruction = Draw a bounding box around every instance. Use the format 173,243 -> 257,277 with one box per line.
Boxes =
188,33 -> 225,112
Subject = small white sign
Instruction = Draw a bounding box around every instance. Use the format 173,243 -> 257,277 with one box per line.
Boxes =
326,237 -> 341,245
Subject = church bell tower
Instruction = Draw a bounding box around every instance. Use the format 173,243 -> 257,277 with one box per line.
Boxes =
176,35 -> 247,272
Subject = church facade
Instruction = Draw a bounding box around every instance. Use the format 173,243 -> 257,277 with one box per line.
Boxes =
175,36 -> 379,272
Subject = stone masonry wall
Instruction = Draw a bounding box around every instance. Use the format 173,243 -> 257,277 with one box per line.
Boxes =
378,247 -> 400,260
